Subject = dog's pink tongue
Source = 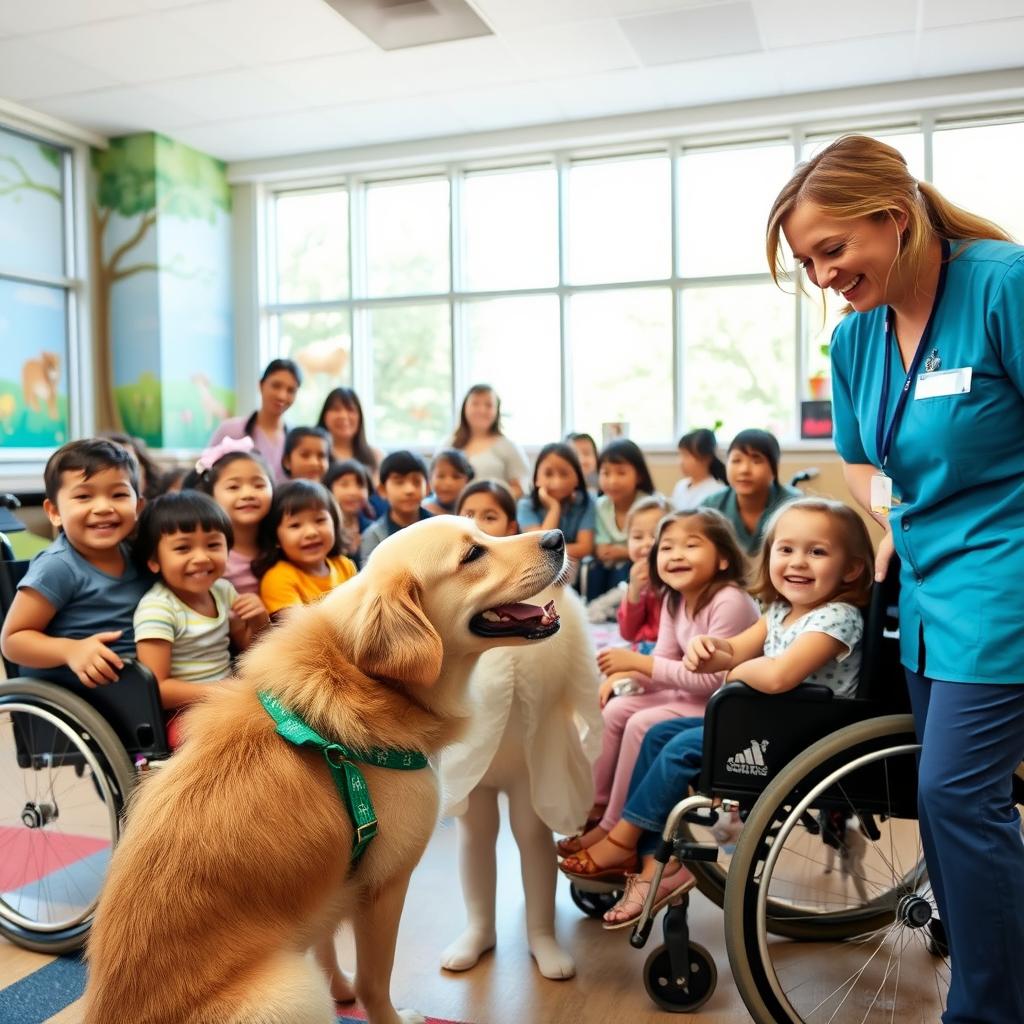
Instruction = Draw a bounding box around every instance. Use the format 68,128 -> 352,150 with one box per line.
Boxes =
487,601 -> 558,626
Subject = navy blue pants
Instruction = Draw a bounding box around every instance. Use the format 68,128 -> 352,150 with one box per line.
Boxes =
906,670 -> 1024,1024
620,717 -> 704,856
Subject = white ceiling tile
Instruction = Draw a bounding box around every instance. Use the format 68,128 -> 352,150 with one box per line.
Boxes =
173,110 -> 336,161
543,68 -> 664,120
0,36 -> 120,99
923,0 -> 1024,29
918,17 -> 1024,77
443,81 -> 565,132
472,0 -> 614,33
651,50 -> 781,107
320,95 -> 471,146
165,0 -> 370,67
42,12 -> 240,82
375,34 -> 524,93
608,0 -> 733,13
752,0 -> 917,49
261,51 -> 408,106
620,2 -> 762,66
31,86 -> 197,135
145,70 -> 309,121
768,34 -> 917,94
503,18 -> 639,77
0,0 -> 144,35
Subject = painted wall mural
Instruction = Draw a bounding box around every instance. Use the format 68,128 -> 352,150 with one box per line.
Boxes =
93,133 -> 235,448
0,127 -> 70,449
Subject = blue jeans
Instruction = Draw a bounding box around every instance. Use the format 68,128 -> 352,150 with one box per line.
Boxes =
906,670 -> 1024,1024
585,559 -> 630,601
620,717 -> 704,856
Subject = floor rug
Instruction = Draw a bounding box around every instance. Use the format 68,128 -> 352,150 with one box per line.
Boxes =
0,953 -> 474,1024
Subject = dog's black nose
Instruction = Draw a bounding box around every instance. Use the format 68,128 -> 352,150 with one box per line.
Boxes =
540,530 -> 564,551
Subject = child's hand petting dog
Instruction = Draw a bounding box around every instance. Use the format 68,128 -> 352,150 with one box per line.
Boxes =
596,646 -> 638,677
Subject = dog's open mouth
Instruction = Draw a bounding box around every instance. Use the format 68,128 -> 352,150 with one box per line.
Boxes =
469,600 -> 560,640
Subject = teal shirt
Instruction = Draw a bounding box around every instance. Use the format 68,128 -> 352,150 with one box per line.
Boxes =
699,481 -> 802,555
831,238 -> 1024,684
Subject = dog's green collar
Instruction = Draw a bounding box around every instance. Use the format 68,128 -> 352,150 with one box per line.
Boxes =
257,690 -> 428,863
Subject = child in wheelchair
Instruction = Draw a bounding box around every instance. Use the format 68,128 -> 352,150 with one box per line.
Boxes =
133,491 -> 268,748
571,497 -> 875,927
558,508 -> 759,875
0,439 -> 151,687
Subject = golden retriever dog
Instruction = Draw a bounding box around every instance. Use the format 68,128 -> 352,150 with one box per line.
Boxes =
83,516 -> 566,1024
440,583 -> 602,979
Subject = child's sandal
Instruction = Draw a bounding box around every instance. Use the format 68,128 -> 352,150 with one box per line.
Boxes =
558,834 -> 638,880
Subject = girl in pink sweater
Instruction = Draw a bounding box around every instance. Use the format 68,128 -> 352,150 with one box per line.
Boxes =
557,508 -> 758,862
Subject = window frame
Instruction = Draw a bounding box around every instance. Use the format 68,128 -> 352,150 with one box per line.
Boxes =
258,109 -> 1024,450
0,118 -> 92,474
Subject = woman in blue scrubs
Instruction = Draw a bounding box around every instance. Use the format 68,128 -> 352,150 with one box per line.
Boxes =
766,135 -> 1024,1023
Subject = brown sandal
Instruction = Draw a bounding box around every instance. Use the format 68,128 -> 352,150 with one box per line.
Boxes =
558,834 -> 638,881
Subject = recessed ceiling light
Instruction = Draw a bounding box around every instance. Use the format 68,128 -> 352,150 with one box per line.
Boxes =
323,0 -> 492,51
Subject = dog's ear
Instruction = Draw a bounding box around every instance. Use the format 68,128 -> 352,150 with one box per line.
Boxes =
352,573 -> 443,687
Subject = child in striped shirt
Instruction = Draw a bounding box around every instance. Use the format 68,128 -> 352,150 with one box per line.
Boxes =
134,492 -> 268,748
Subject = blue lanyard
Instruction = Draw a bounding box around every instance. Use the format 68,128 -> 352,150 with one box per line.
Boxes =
875,239 -> 951,468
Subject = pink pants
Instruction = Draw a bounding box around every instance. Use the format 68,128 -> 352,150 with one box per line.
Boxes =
592,692 -> 698,833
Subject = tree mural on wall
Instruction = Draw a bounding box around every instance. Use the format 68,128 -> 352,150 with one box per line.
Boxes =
0,144 -> 61,202
91,134 -> 231,430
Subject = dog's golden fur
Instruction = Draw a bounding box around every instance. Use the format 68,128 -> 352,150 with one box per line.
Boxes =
83,517 -> 565,1024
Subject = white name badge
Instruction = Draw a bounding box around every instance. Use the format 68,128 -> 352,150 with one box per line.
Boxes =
915,366 -> 972,400
870,474 -> 892,516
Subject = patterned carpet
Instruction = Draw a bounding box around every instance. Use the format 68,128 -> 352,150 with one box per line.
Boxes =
0,955 -> 474,1024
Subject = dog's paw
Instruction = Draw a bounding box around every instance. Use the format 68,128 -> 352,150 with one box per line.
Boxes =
440,927 -> 496,972
529,935 -> 576,980
396,1010 -> 427,1023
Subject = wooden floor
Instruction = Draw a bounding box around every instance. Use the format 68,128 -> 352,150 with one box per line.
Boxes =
1,801 -> 950,1024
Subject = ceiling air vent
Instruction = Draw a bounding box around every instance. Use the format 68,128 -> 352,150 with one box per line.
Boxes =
323,0 -> 492,50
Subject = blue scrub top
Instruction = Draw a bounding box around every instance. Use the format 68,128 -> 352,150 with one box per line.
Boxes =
831,238 -> 1024,684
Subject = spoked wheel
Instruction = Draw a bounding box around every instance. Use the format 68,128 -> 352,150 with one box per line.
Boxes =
0,680 -> 134,953
724,715 -> 949,1023
643,941 -> 717,1013
568,881 -> 623,919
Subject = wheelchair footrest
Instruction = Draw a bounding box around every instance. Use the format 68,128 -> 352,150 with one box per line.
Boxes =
673,841 -> 719,863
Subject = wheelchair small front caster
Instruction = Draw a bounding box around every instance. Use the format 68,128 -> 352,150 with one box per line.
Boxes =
568,882 -> 622,919
643,941 -> 716,1012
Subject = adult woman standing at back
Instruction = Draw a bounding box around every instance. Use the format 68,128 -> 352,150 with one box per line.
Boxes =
451,384 -> 530,500
316,387 -> 384,478
207,359 -> 302,483
769,134 -> 1024,1023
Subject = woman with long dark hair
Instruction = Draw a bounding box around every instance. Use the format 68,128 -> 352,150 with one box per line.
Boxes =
316,387 -> 383,477
450,384 -> 530,500
206,359 -> 301,482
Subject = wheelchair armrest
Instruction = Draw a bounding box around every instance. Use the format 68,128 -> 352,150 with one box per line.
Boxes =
705,680 -> 836,713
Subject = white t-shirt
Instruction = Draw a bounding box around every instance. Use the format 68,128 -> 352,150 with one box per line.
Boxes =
671,476 -> 727,511
133,578 -> 237,682
763,600 -> 863,698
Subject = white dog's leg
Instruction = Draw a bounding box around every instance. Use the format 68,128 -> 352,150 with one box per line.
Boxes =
507,775 -> 576,980
354,870 -> 425,1024
441,786 -> 500,971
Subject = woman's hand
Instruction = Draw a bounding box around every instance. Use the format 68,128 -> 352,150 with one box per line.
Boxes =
597,647 -> 638,676
874,529 -> 895,582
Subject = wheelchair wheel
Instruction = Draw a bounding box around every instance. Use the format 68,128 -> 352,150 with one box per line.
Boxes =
568,882 -> 623,919
0,679 -> 135,954
643,941 -> 717,1013
724,714 -> 947,1023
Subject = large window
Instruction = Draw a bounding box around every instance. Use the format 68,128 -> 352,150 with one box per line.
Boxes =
263,114 -> 1024,450
0,125 -> 75,452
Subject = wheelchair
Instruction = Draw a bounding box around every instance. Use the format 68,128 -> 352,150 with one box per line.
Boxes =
577,558 -> 1024,1019
0,529 -> 170,954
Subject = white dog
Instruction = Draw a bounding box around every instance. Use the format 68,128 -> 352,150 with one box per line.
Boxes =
440,584 -> 602,979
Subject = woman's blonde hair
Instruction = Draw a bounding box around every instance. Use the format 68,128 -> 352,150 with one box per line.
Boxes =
766,134 -> 1012,308
648,507 -> 749,617
750,497 -> 874,608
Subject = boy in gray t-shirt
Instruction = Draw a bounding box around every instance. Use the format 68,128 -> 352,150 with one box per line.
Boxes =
0,439 -> 149,688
